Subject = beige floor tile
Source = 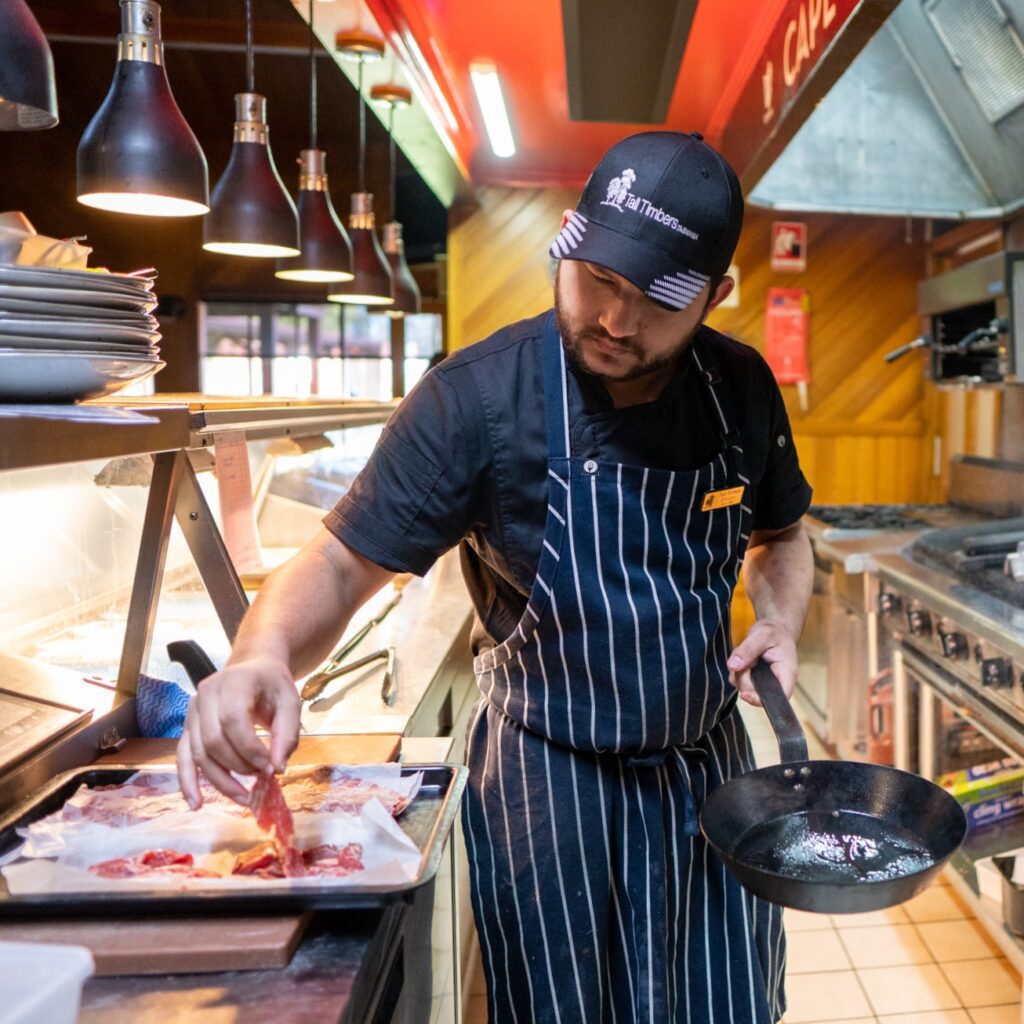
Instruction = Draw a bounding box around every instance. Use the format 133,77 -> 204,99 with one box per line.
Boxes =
969,1006 -> 1021,1024
903,886 -> 970,923
786,928 -> 852,973
876,1013 -> 971,1024
786,907 -> 836,932
942,959 -> 1021,1009
857,963 -> 960,1015
918,920 -> 1003,962
832,905 -> 910,929
838,923 -> 932,968
784,1019 -> 875,1024
783,970 -> 874,1022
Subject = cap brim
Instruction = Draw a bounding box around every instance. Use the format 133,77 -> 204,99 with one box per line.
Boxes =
549,211 -> 710,312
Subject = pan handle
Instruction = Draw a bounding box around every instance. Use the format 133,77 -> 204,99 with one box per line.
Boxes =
750,660 -> 809,764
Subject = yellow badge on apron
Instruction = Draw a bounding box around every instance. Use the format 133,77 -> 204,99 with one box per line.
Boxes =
701,486 -> 745,512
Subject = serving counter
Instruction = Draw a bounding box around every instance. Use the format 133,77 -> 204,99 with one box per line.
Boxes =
0,397 -> 478,1023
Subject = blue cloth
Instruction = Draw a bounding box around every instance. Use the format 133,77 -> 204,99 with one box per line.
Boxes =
136,674 -> 191,738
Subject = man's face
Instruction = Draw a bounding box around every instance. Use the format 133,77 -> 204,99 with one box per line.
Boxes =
554,258 -> 719,384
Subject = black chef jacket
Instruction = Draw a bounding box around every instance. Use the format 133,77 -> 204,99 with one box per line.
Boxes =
324,309 -> 812,652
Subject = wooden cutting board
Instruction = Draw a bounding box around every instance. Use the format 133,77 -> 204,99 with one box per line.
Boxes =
99,732 -> 401,766
0,914 -> 312,975
13,734 -> 401,975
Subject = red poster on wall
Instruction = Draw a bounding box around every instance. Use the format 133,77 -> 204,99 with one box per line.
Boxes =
771,221 -> 807,272
765,287 -> 809,386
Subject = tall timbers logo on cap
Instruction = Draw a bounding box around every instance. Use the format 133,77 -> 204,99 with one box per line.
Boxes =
599,167 -> 699,240
601,168 -> 636,211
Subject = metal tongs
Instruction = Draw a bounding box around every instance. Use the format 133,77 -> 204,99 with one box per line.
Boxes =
298,576 -> 409,706
300,646 -> 397,706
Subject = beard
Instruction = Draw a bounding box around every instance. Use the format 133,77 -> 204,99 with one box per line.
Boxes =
553,268 -> 705,383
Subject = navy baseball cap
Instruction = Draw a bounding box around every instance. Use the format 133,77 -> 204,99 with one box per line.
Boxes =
549,131 -> 743,311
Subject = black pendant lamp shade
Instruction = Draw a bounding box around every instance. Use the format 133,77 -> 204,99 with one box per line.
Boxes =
382,221 -> 420,317
370,83 -> 419,317
0,0 -> 58,130
275,150 -> 353,281
275,3 -> 351,282
328,30 -> 392,307
203,92 -> 300,258
77,0 -> 208,216
327,192 -> 393,305
203,0 -> 298,258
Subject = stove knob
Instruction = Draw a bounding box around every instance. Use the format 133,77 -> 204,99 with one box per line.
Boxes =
981,657 -> 1014,688
907,609 -> 932,637
939,630 -> 967,659
878,592 -> 902,615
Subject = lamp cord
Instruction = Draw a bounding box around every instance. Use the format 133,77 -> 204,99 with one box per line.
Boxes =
388,103 -> 396,224
357,56 -> 366,194
245,0 -> 254,93
308,0 -> 317,150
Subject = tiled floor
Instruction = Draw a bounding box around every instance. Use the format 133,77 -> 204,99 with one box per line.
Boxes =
461,697 -> 1022,1023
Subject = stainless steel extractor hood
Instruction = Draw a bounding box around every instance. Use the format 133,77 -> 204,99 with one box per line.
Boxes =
749,0 -> 1024,219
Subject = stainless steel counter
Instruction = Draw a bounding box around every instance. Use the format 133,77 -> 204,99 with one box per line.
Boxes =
300,550 -> 475,738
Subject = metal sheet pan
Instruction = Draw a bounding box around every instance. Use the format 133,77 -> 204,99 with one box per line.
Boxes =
0,763 -> 466,918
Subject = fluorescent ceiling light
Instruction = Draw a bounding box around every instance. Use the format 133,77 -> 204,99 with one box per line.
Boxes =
470,62 -> 515,158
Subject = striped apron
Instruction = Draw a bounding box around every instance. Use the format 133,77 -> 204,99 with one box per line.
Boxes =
463,318 -> 786,1023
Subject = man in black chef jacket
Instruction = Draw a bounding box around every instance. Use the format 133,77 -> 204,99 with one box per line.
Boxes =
179,131 -> 813,1024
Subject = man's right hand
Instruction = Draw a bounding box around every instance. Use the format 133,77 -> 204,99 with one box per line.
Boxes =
176,654 -> 301,809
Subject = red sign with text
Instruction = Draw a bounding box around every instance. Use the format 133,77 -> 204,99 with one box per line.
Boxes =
720,0 -> 862,176
771,221 -> 807,272
765,287 -> 810,385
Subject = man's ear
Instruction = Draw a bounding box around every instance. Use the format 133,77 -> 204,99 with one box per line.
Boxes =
706,276 -> 736,314
560,208 -> 575,230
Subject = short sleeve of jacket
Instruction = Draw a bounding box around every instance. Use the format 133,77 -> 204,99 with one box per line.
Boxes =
323,368 -> 484,575
751,362 -> 813,531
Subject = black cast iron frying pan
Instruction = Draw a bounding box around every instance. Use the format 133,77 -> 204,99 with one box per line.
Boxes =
699,661 -> 967,914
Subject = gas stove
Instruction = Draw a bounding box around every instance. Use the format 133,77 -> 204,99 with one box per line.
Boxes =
808,504 -> 937,533
873,518 -> 1024,758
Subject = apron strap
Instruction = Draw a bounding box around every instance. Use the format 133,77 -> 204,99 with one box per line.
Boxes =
542,312 -> 572,461
692,337 -> 742,448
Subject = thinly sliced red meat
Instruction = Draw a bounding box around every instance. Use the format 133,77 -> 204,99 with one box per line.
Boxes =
250,771 -> 306,876
89,849 -> 218,879
303,842 -> 364,877
139,849 -> 194,868
232,841 -> 283,877
250,771 -> 295,845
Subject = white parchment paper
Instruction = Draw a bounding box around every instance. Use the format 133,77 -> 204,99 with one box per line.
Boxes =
3,765 -> 424,894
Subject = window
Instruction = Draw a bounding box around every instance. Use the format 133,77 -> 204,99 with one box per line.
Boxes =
199,303 -> 444,399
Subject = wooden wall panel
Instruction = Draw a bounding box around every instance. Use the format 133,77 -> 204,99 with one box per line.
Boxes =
448,187 -> 576,350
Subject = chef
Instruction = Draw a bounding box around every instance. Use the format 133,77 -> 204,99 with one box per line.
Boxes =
178,130 -> 814,1024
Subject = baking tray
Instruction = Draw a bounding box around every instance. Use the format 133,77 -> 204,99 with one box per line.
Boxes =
0,763 -> 466,918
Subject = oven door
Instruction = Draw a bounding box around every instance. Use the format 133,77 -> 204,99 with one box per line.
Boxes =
893,644 -> 1015,778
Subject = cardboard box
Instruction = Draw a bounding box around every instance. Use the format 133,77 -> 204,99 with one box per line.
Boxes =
938,758 -> 1024,830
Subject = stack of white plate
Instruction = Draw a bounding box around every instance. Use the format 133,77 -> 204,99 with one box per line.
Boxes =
0,265 -> 165,402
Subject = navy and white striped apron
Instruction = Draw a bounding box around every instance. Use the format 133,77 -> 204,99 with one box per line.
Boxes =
462,317 -> 787,1023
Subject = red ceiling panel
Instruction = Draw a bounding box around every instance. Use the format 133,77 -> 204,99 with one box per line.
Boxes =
365,0 -> 883,192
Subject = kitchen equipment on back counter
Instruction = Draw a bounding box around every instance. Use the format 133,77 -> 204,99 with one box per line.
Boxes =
883,249 -> 1024,384
800,501 -> 979,753
701,662 -> 967,913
